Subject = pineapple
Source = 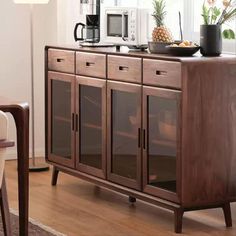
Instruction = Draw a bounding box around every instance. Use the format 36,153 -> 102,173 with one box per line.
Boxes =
152,0 -> 173,43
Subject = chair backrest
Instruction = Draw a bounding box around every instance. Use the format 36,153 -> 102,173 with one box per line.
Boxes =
0,111 -> 8,141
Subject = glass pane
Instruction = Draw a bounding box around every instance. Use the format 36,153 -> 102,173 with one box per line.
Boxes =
51,80 -> 71,159
148,95 -> 177,192
79,85 -> 102,169
111,90 -> 139,179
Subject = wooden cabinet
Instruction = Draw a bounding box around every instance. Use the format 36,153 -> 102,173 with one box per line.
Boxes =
45,46 -> 236,233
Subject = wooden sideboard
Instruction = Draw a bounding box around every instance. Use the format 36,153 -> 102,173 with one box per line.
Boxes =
45,45 -> 236,233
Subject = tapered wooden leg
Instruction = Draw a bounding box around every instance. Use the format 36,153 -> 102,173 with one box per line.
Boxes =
222,203 -> 232,228
51,167 -> 59,186
174,208 -> 184,234
0,174 -> 12,236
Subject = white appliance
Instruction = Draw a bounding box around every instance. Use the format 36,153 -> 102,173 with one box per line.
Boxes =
101,7 -> 151,48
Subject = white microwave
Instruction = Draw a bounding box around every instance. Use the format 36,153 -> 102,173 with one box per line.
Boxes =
100,7 -> 151,48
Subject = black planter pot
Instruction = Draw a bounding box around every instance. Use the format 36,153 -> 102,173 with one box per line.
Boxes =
200,25 -> 222,56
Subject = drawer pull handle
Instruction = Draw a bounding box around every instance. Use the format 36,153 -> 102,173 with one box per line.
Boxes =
119,66 -> 129,71
86,62 -> 95,67
56,58 -> 64,63
156,70 -> 167,76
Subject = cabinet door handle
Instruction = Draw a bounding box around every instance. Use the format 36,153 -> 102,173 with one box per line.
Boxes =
76,114 -> 79,132
86,62 -> 95,67
156,70 -> 167,76
143,129 -> 146,150
72,113 -> 75,131
57,58 -> 65,63
119,66 -> 129,71
138,128 -> 141,148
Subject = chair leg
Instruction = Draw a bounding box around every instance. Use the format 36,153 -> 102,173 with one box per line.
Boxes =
0,174 -> 12,236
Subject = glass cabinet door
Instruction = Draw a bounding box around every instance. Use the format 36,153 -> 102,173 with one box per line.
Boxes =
107,81 -> 142,190
76,76 -> 106,179
143,86 -> 181,203
47,71 -> 75,168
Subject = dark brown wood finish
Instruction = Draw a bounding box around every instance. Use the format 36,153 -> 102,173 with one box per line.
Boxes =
181,59 -> 236,207
0,97 -> 29,236
45,45 -> 236,233
0,141 -> 14,148
51,166 -> 59,186
48,49 -> 75,74
76,52 -> 106,78
75,76 -> 107,179
143,59 -> 182,89
47,71 -> 76,168
107,81 -> 142,190
142,86 -> 182,203
107,55 -> 142,83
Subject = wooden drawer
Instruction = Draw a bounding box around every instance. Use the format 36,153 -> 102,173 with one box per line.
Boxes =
143,59 -> 181,89
108,55 -> 142,83
48,49 -> 75,74
76,52 -> 106,78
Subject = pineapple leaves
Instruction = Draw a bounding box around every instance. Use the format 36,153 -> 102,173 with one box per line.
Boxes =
152,0 -> 167,27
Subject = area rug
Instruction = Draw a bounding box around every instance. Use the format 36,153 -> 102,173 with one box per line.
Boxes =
0,210 -> 67,236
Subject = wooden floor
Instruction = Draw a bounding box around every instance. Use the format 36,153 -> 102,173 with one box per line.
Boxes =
4,159 -> 236,236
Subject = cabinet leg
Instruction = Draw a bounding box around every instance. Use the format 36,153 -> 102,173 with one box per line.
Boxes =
174,208 -> 184,234
222,203 -> 232,228
51,167 -> 59,186
129,196 -> 136,203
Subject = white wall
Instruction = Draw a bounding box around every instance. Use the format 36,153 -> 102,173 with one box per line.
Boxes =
0,0 -> 57,159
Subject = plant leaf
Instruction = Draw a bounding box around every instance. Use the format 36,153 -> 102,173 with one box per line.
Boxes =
223,29 -> 236,39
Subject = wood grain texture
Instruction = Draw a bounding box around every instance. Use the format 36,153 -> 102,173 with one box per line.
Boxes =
143,59 -> 182,89
45,46 -> 236,233
108,55 -> 142,83
5,159 -> 236,236
76,52 -> 106,79
48,49 -> 75,74
181,59 -> 236,207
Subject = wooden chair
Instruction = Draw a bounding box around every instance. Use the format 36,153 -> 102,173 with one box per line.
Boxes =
0,111 -> 13,236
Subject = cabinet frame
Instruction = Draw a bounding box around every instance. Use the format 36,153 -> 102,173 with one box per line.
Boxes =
142,86 -> 182,203
47,71 -> 76,168
75,76 -> 107,179
107,81 -> 142,190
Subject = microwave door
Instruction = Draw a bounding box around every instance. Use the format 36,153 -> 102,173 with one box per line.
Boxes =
122,12 -> 128,42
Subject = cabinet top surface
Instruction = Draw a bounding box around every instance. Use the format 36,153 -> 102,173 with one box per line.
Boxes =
46,44 -> 236,63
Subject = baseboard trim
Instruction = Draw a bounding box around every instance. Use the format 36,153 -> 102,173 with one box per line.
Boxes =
5,148 -> 45,160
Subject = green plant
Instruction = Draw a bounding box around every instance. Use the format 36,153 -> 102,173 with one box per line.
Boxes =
202,0 -> 236,39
